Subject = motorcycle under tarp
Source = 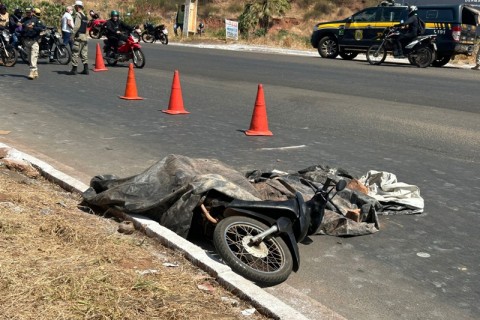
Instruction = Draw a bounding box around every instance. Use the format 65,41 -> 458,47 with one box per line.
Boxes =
82,154 -> 423,238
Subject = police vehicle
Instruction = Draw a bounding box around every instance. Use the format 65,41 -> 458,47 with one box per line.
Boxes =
310,0 -> 479,66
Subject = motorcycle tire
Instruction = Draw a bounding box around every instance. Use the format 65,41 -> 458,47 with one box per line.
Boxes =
132,48 -> 145,68
414,46 -> 432,68
89,28 -> 101,39
55,45 -> 71,65
141,31 -> 155,43
366,45 -> 386,65
160,34 -> 168,45
213,216 -> 293,286
1,45 -> 18,67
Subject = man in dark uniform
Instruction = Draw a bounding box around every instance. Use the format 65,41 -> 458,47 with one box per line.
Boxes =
20,7 -> 44,79
105,10 -> 133,55
69,0 -> 89,75
394,5 -> 420,58
8,8 -> 23,48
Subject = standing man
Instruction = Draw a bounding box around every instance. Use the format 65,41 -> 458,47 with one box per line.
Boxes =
21,7 -> 44,80
174,5 -> 185,37
0,4 -> 9,28
69,0 -> 88,75
61,6 -> 74,50
8,8 -> 23,48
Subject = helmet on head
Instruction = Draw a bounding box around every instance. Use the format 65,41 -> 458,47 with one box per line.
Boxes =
74,1 -> 84,8
408,5 -> 418,14
14,8 -> 23,15
33,8 -> 41,16
111,10 -> 119,18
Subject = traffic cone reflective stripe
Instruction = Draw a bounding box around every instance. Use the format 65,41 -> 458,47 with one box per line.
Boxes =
119,63 -> 143,100
162,70 -> 190,115
93,43 -> 108,72
245,84 -> 273,136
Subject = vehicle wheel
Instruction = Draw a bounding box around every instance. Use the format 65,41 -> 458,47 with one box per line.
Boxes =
132,48 -> 145,68
366,45 -> 386,65
213,216 -> 293,286
89,28 -> 100,39
431,55 -> 450,67
105,55 -> 117,66
339,51 -> 358,60
19,48 -> 28,64
318,36 -> 338,59
141,31 -> 154,43
161,34 -> 168,45
2,45 -> 18,67
55,45 -> 71,65
415,47 -> 433,68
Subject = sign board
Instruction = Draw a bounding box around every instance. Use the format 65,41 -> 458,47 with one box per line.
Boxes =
225,19 -> 239,40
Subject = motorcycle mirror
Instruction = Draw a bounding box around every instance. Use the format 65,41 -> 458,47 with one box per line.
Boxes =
336,180 -> 347,192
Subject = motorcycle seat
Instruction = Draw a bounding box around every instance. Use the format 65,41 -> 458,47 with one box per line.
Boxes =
227,196 -> 301,217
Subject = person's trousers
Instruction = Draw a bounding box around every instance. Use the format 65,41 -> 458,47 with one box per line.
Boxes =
62,31 -> 73,49
71,39 -> 88,67
25,40 -> 39,71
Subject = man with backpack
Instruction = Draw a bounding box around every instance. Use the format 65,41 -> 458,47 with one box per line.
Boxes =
394,5 -> 422,58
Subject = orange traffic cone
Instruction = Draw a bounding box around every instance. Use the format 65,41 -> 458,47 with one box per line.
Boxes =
245,84 -> 273,136
162,70 -> 190,115
119,63 -> 143,100
93,43 -> 108,72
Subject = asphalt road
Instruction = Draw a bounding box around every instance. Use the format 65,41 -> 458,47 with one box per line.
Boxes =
1,40 -> 479,320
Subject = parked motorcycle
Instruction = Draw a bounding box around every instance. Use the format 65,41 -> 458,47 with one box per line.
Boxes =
0,29 -> 17,67
141,22 -> 168,44
17,26 -> 71,65
366,26 -> 437,68
196,177 -> 347,286
103,33 -> 145,68
88,18 -> 107,39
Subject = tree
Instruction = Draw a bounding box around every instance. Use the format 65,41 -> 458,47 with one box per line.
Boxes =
239,0 -> 291,35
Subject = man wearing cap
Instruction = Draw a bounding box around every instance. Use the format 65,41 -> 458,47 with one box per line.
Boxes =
69,0 -> 89,75
61,6 -> 74,50
20,7 -> 45,79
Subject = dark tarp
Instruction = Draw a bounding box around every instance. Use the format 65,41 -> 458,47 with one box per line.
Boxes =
82,154 -> 422,238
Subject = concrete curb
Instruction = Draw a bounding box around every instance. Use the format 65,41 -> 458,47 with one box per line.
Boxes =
0,142 -> 310,320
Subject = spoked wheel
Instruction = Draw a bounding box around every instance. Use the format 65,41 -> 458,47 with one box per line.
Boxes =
132,48 -> 145,68
213,216 -> 293,286
141,31 -> 155,43
2,45 -> 18,67
55,45 -> 71,65
318,36 -> 338,59
89,28 -> 101,39
160,34 -> 168,45
414,47 -> 432,68
366,44 -> 386,65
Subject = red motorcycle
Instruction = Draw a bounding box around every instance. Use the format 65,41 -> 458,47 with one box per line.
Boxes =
88,18 -> 107,39
103,33 -> 145,68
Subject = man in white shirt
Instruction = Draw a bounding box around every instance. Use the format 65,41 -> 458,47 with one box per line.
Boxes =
61,6 -> 74,49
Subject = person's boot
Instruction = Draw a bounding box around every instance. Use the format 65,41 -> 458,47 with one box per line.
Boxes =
79,64 -> 89,75
69,66 -> 77,75
33,69 -> 39,79
28,69 -> 35,80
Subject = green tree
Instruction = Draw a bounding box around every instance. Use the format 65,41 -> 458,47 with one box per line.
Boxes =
239,0 -> 291,36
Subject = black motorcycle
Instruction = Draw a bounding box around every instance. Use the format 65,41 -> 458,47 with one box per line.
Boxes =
196,177 -> 347,286
0,29 -> 17,67
141,22 -> 168,44
17,26 -> 71,65
366,26 -> 437,68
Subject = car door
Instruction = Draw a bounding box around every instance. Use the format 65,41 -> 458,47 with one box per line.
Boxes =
341,7 -> 380,49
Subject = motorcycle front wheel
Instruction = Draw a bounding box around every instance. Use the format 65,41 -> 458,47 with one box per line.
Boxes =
366,44 -> 386,65
141,31 -> 155,43
55,45 -> 71,65
213,216 -> 293,286
160,34 -> 168,45
2,45 -> 18,67
89,28 -> 101,39
132,48 -> 145,68
414,46 -> 433,68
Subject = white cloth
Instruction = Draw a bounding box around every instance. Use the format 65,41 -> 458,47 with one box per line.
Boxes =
61,12 -> 73,33
359,170 -> 424,213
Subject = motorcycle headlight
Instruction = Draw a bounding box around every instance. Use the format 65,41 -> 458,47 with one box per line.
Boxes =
55,32 -> 61,39
163,29 -> 168,35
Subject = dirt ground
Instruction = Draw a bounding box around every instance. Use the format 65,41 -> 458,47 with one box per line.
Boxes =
0,165 -> 271,320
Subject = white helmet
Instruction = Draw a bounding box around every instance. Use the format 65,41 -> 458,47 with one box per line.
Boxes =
74,0 -> 84,7
408,5 -> 418,14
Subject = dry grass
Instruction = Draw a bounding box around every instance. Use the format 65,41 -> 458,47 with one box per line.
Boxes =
0,167 -> 270,320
